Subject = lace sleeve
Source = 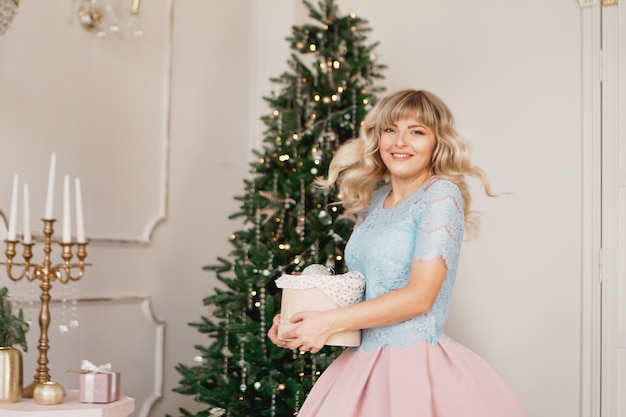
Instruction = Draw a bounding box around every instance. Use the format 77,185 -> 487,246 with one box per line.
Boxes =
412,181 -> 464,269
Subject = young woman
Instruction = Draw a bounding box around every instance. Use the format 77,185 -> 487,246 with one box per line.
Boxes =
268,89 -> 528,417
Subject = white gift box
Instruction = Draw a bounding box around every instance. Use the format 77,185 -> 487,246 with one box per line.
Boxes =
275,264 -> 365,347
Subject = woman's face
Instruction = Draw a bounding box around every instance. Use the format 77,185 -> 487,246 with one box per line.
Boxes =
379,117 -> 437,184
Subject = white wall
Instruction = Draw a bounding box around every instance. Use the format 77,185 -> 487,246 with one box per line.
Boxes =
0,1 -> 593,417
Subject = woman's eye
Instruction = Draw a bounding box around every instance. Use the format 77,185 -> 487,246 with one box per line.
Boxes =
383,127 -> 395,133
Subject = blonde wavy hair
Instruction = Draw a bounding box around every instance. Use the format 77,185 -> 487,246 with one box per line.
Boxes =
317,89 -> 495,232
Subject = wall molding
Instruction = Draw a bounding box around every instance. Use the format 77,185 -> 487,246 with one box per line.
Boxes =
90,0 -> 173,245
0,0 -> 174,245
17,294 -> 165,417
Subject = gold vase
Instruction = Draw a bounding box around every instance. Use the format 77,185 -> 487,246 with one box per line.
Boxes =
0,346 -> 22,403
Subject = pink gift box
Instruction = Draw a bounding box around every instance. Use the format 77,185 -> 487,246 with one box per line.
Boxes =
275,267 -> 366,347
79,372 -> 121,403
278,287 -> 362,347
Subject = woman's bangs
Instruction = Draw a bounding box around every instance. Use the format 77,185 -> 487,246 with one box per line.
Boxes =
384,94 -> 437,130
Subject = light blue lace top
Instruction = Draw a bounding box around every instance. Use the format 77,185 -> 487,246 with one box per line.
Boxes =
344,180 -> 464,351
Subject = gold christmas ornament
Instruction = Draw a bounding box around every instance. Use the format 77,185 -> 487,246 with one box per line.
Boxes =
33,381 -> 65,405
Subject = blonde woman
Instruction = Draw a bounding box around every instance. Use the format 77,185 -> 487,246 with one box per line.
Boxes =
268,89 -> 528,416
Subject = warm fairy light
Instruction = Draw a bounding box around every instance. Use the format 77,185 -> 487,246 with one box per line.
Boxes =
275,136 -> 282,142
309,44 -> 317,51
251,290 -> 257,296
323,97 -> 331,103
333,60 -> 340,69
336,255 -> 343,261
331,95 -> 338,101
314,95 -> 321,102
292,133 -> 299,140
279,154 -> 290,162
363,98 -> 369,104
350,12 -> 356,18
258,157 -> 265,163
273,109 -> 279,116
311,113 -> 317,119
338,86 -> 344,93
254,301 -> 261,308
331,206 -> 338,212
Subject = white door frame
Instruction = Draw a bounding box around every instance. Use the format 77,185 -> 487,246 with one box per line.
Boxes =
580,3 -> 603,417
600,3 -> 623,417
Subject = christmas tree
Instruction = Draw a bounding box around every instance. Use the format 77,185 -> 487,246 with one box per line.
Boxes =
171,1 -> 385,416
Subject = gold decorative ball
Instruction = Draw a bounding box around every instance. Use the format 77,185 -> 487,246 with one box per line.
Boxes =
33,381 -> 65,405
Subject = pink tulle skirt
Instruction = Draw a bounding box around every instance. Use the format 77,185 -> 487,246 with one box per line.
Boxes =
298,339 -> 528,417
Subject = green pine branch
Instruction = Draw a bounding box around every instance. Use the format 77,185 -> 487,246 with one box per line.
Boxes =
0,287 -> 29,352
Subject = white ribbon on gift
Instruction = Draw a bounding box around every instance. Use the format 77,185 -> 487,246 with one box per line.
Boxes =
81,360 -> 112,373
80,360 -> 118,402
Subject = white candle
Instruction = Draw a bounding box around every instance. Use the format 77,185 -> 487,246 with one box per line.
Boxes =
62,174 -> 71,243
44,153 -> 57,219
7,174 -> 18,241
45,153 -> 56,219
23,183 -> 31,244
75,177 -> 86,243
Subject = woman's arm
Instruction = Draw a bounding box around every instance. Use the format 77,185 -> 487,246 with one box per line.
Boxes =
272,256 -> 447,353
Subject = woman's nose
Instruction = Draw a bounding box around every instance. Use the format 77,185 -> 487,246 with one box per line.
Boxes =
396,131 -> 408,146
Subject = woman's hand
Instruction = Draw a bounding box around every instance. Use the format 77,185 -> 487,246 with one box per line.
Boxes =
280,310 -> 334,354
267,314 -> 289,348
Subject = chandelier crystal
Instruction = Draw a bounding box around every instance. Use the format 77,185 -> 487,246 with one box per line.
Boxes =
77,0 -> 143,39
0,0 -> 19,36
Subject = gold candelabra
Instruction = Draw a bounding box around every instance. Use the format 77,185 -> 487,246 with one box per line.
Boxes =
1,218 -> 89,397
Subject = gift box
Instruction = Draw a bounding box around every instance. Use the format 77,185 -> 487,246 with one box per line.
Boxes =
77,360 -> 121,403
275,264 -> 365,347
